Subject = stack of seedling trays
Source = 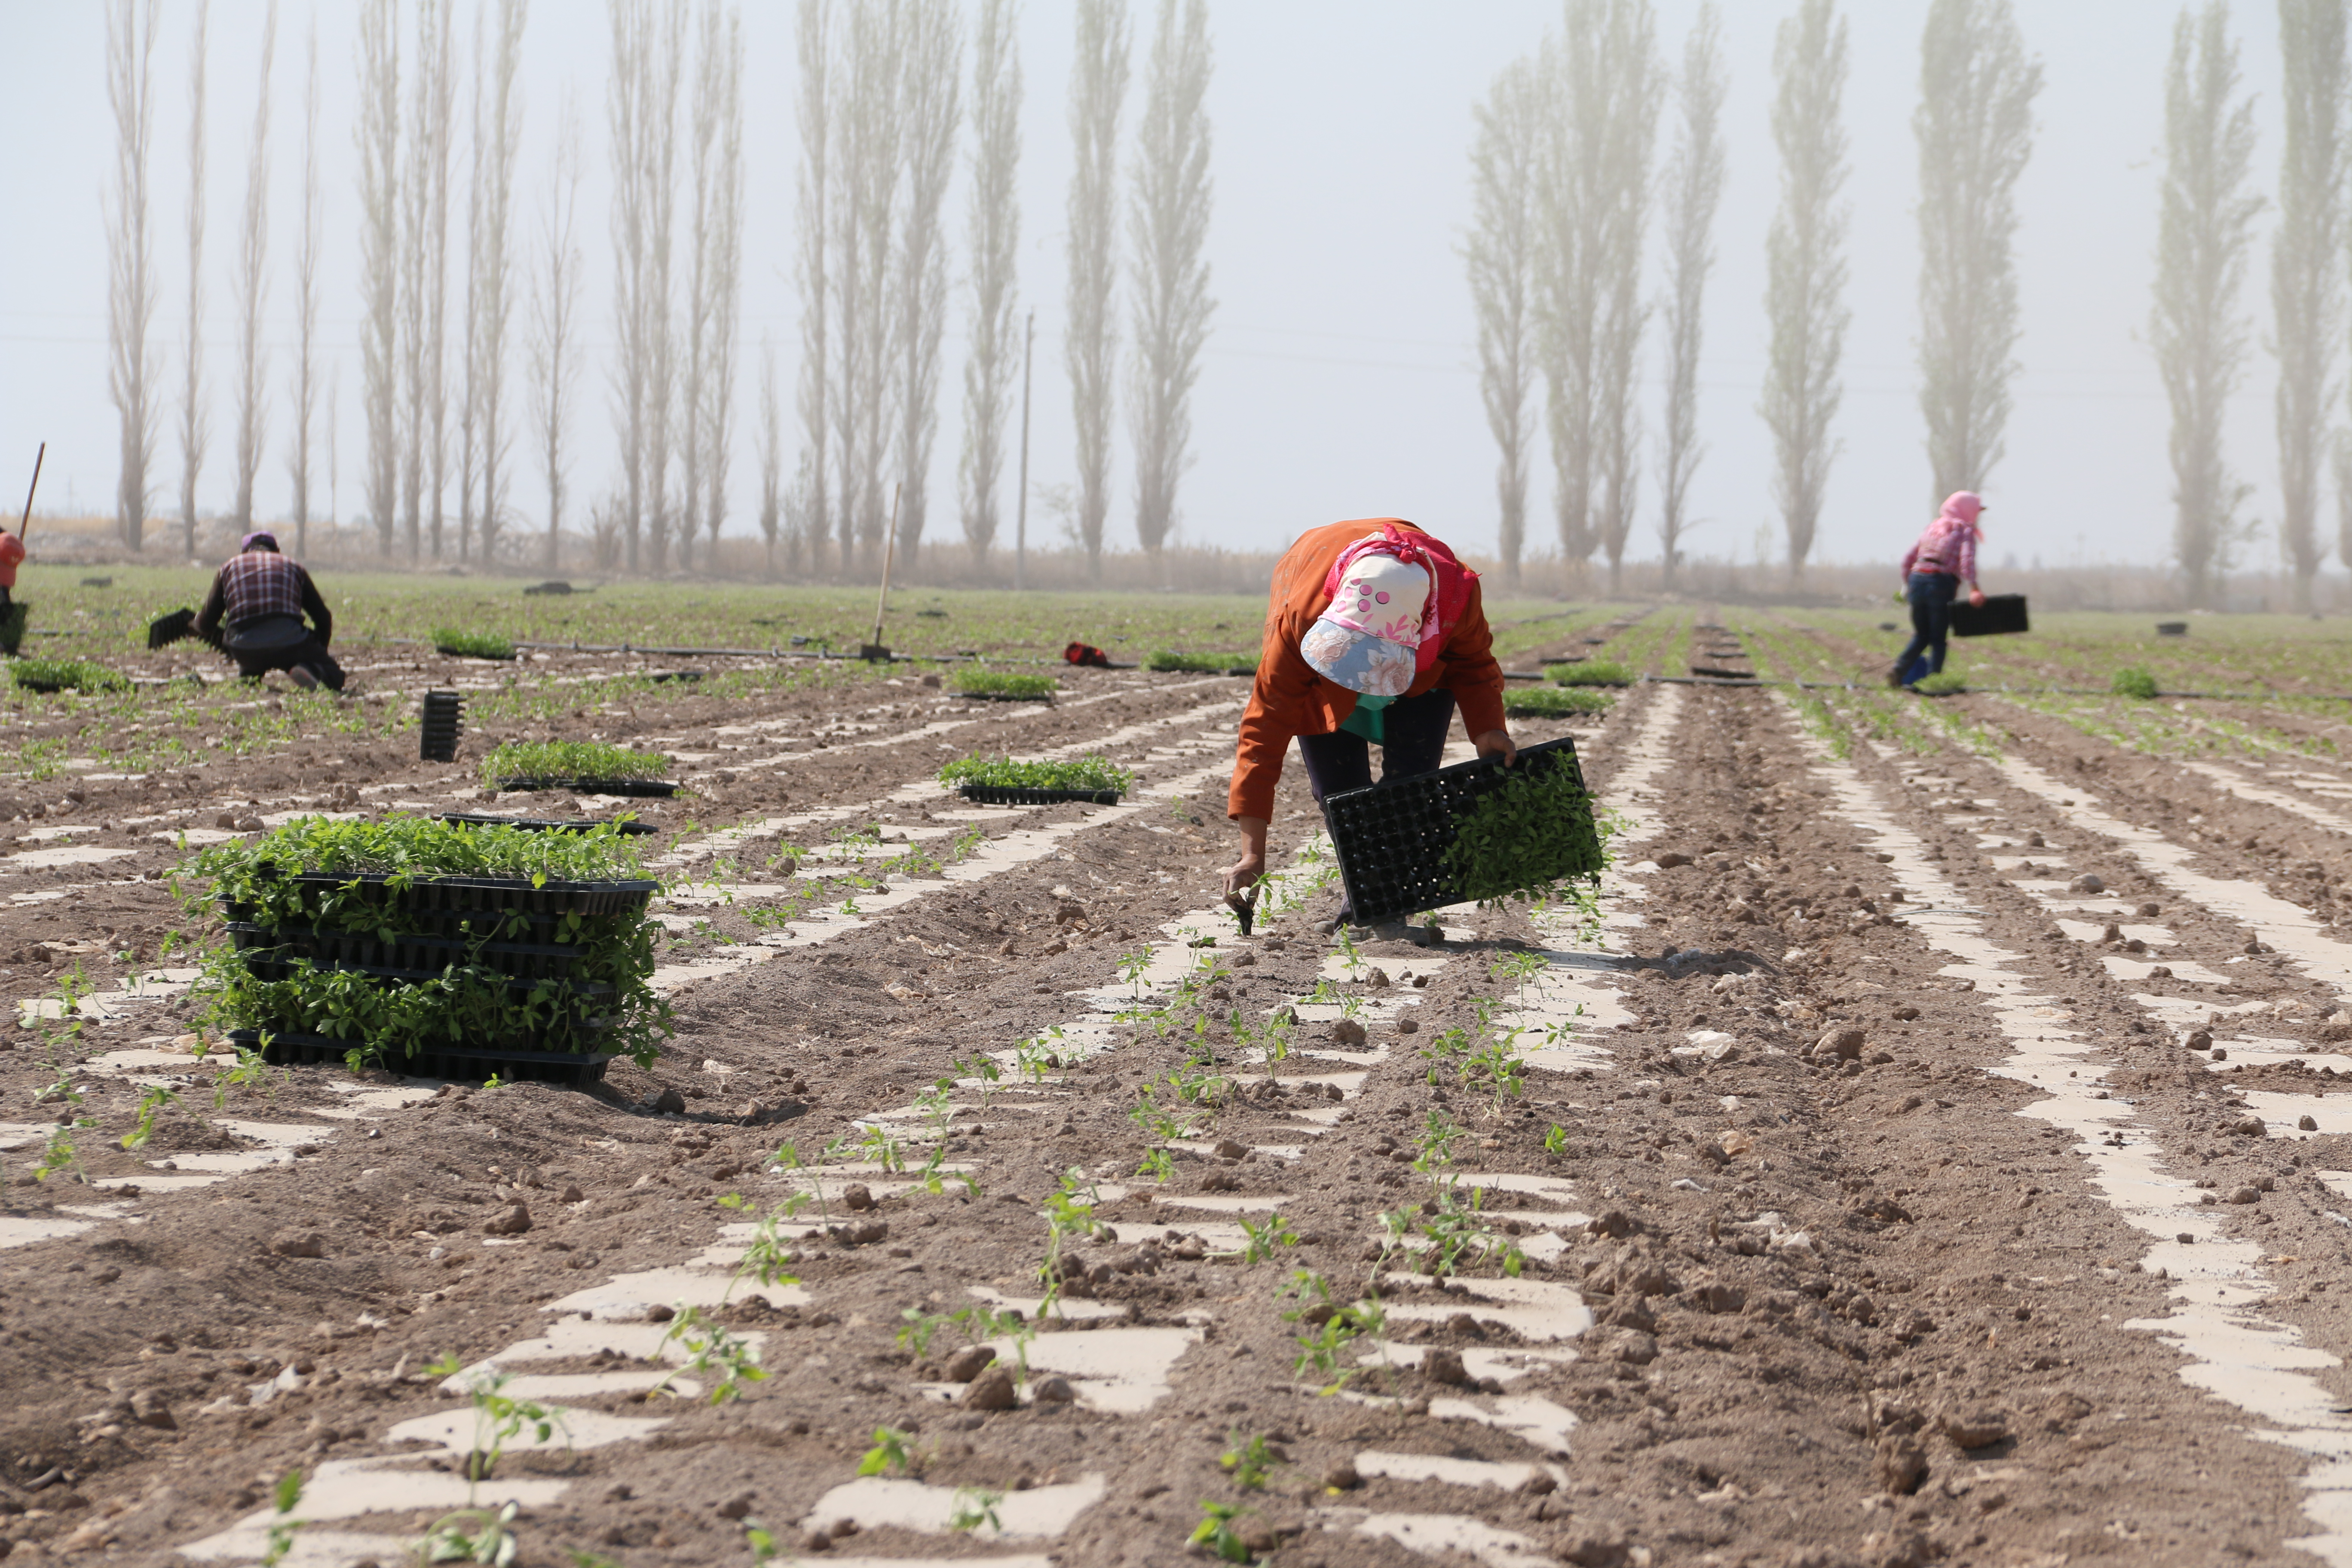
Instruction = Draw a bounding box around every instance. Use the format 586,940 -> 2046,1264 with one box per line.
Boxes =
194,818 -> 663,1085
438,812 -> 659,836
494,775 -> 680,797
481,740 -> 679,797
420,691 -> 465,762
1324,737 -> 1603,926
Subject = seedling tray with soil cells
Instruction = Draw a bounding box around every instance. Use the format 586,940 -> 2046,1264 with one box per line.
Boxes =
1323,736 -> 1605,926
227,1028 -> 620,1085
438,812 -> 659,835
937,752 -> 1133,808
481,740 -> 677,798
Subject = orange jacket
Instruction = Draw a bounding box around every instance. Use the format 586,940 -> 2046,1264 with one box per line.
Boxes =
0,530 -> 21,588
1228,518 -> 1506,821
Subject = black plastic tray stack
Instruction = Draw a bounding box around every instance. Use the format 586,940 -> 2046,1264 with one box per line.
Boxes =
1951,594 -> 2030,637
438,812 -> 658,835
956,784 -> 1122,807
420,690 -> 464,762
1323,737 -> 1601,926
493,776 -> 679,797
221,866 -> 658,1084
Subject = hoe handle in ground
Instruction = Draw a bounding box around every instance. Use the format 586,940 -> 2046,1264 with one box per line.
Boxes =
17,441 -> 42,541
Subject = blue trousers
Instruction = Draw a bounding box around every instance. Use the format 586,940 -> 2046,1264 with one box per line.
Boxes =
1894,573 -> 1959,681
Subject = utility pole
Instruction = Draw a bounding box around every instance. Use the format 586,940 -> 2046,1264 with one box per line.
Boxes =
1015,309 -> 1033,591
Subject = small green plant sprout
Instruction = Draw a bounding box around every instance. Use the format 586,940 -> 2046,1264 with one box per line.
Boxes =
857,1426 -> 920,1477
1118,945 -> 1155,996
855,1120 -> 907,1174
1412,1110 -> 1461,1174
2113,665 -> 2160,700
741,1517 -> 784,1563
259,1469 -> 304,1568
1012,1029 -> 1064,1084
1189,1500 -> 1256,1563
896,1306 -> 956,1358
951,1051 -> 1002,1103
654,1304 -> 769,1405
948,1487 -> 1007,1534
1220,1432 -> 1287,1491
1911,669 -> 1968,696
761,1140 -> 829,1224
416,1499 -> 520,1566
1281,1271 -> 1388,1395
423,1353 -> 567,1498
1217,1211 -> 1298,1266
1543,1122 -> 1572,1157
1332,925 -> 1366,980
1135,1147 -> 1175,1183
1488,948 -> 1550,1001
122,1084 -> 198,1151
1037,1167 -> 1104,1308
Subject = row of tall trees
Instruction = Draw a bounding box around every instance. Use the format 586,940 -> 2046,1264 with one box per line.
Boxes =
1470,0 -> 2039,588
92,0 -> 1216,586
782,0 -> 1213,583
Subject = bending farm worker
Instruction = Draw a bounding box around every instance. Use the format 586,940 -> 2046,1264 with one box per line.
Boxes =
193,530 -> 347,692
0,518 -> 22,610
1224,518 -> 1515,931
1891,490 -> 1989,689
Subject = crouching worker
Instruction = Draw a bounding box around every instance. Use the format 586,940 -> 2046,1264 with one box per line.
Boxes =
193,531 -> 346,691
1223,518 -> 1514,933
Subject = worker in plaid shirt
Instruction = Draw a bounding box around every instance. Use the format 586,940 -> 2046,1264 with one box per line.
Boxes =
193,531 -> 345,691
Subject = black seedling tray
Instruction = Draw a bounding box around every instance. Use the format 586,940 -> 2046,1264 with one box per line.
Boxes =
956,784 -> 1122,806
245,869 -> 658,918
224,921 -> 603,985
439,812 -> 658,836
222,900 -> 580,948
436,643 -> 518,661
1324,736 -> 1599,926
1951,594 -> 2030,637
148,608 -> 197,649
953,691 -> 1056,704
230,949 -> 612,998
494,777 -> 679,797
420,691 -> 465,763
231,1028 -> 617,1086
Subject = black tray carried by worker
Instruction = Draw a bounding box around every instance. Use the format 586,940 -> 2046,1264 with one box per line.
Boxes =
1324,736 -> 1601,926
1951,594 -> 2029,637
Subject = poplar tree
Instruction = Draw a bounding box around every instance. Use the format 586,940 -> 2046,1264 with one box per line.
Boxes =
1656,5 -> 1725,588
1065,0 -> 1130,579
1127,0 -> 1215,575
959,0 -> 1023,569
106,0 -> 162,552
1467,54 -> 1543,581
2275,0 -> 2347,609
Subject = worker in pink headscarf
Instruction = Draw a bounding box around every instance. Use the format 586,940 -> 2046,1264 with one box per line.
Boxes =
1890,492 -> 1988,688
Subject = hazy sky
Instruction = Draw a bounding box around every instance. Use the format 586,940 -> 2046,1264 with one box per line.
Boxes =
0,1 -> 2309,576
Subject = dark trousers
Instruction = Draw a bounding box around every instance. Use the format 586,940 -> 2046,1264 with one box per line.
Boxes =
234,637 -> 346,691
1894,572 -> 1959,680
1297,687 -> 1458,805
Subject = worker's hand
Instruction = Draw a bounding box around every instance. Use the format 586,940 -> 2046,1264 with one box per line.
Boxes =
1223,815 -> 1269,897
1474,728 -> 1518,767
1969,586 -> 1986,608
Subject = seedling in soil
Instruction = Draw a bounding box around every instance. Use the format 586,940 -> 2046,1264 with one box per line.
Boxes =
1216,1212 -> 1297,1265
1037,1167 -> 1103,1314
1013,1029 -> 1065,1084
121,1084 -> 201,1151
423,1354 -> 567,1498
857,1426 -> 921,1477
717,1197 -> 805,1298
1118,946 -> 1155,996
1543,1123 -> 1572,1157
1488,949 -> 1550,1001
655,1305 -> 768,1405
1135,1147 -> 1176,1182
1189,1501 -> 1256,1563
2113,665 -> 2160,700
951,1052 -> 1002,1103
948,1487 -> 1007,1534
1282,1271 -> 1388,1395
415,1499 -> 519,1565
259,1470 -> 304,1567
1402,1179 -> 1526,1279
1332,927 -> 1367,980
742,1518 -> 784,1562
1412,1110 -> 1461,1174
1221,1432 -> 1287,1490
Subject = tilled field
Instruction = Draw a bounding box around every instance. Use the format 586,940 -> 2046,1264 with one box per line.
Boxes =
5,610 -> 2352,1567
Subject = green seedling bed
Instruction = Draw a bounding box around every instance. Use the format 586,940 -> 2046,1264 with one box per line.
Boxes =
433,628 -> 519,660
493,776 -> 681,798
12,658 -> 130,694
1324,737 -> 1602,925
956,784 -> 1123,807
955,689 -> 1056,703
231,1028 -> 617,1085
1502,687 -> 1615,718
252,868 -> 658,919
1951,594 -> 2029,637
223,900 -> 577,948
438,812 -> 658,836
